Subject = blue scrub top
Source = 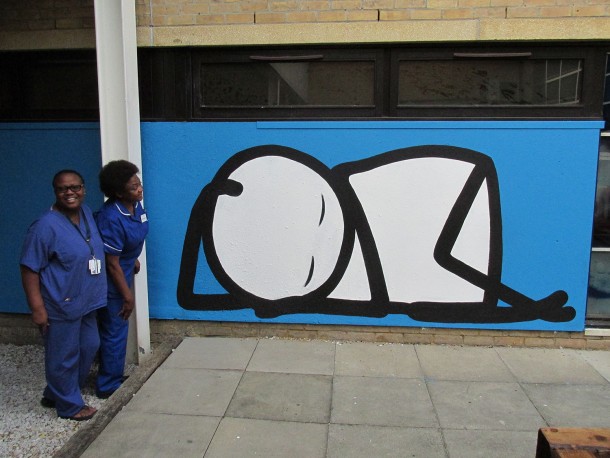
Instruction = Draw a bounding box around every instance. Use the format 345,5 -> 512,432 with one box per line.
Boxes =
95,200 -> 149,299
20,204 -> 107,321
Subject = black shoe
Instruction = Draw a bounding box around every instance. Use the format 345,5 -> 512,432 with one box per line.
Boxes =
96,389 -> 115,399
40,397 -> 56,408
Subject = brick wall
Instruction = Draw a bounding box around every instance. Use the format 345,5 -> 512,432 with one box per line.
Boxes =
137,0 -> 610,26
2,314 -> 608,350
1,0 -> 608,32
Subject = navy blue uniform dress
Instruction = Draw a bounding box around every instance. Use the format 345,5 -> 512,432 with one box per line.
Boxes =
20,205 -> 107,417
95,200 -> 148,395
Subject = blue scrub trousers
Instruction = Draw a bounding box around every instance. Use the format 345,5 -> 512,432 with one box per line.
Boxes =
96,297 -> 129,395
43,310 -> 99,418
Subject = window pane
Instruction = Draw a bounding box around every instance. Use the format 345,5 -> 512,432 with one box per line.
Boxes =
23,61 -> 98,111
604,54 -> 610,122
588,251 -> 610,319
200,61 -> 374,108
593,137 -> 610,247
398,59 -> 583,106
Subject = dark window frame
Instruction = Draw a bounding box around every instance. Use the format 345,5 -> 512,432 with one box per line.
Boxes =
0,43 -> 608,122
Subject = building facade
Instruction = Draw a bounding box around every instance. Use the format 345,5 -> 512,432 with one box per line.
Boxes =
1,0 -> 609,348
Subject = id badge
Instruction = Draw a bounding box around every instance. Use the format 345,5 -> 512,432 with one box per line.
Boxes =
89,257 -> 102,275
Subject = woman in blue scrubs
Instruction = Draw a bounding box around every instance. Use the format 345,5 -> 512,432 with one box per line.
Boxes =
20,170 -> 106,421
95,160 -> 148,398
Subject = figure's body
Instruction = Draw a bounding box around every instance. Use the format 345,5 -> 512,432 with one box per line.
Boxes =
20,170 -> 106,421
95,160 -> 148,398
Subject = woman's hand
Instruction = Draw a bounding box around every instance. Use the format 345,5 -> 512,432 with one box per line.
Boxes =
134,259 -> 141,274
31,308 -> 49,335
20,266 -> 49,335
119,294 -> 135,320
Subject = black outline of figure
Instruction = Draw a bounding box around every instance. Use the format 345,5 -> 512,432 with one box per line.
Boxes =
177,144 -> 575,323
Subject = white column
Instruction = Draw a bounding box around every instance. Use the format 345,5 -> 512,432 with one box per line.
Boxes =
94,0 -> 151,363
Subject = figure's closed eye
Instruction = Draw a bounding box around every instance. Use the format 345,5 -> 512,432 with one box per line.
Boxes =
319,194 -> 326,226
304,256 -> 315,287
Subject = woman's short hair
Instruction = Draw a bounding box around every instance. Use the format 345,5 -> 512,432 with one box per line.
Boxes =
52,169 -> 84,188
99,160 -> 139,199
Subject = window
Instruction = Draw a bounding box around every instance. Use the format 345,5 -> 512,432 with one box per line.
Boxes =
587,53 -> 610,326
396,58 -> 582,107
390,46 -> 605,119
0,51 -> 99,121
200,61 -> 375,107
191,48 -> 384,119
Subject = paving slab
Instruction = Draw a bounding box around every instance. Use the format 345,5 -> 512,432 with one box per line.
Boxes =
327,424 -> 446,458
81,411 -> 220,458
124,367 -> 242,416
205,417 -> 328,458
578,350 -> 610,382
496,347 -> 608,384
427,380 -> 546,431
335,342 -> 422,378
443,429 -> 538,458
521,383 -> 610,427
331,375 -> 438,427
416,345 -> 515,382
247,338 -> 335,375
163,337 -> 257,370
226,371 -> 332,423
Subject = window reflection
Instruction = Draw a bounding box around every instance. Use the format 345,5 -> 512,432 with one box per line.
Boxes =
201,61 -> 375,108
592,137 -> 610,247
398,59 -> 582,106
588,251 -> 610,319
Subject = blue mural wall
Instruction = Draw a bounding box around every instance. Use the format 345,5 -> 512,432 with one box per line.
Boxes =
141,120 -> 603,331
0,123 -> 104,314
1,121 -> 603,331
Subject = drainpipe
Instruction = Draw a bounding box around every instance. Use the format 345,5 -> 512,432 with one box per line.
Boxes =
93,0 -> 151,363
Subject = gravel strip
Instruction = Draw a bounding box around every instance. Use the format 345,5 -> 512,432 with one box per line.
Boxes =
0,344 -> 107,458
0,339 -> 181,458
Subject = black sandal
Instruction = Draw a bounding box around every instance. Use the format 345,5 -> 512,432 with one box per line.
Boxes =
40,397 -> 55,408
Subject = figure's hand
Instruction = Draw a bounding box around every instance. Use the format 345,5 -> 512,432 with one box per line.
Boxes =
134,259 -> 140,275
31,308 -> 49,336
118,295 -> 135,320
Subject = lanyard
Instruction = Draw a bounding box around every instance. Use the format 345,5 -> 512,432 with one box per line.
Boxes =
64,209 -> 95,258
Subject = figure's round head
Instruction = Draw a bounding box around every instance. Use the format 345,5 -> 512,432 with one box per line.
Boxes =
53,170 -> 85,213
206,153 -> 347,301
99,160 -> 142,203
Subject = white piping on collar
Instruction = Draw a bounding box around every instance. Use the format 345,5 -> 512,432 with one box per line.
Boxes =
114,201 -> 139,216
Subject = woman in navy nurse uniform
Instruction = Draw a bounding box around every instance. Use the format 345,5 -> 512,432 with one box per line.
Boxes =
20,170 -> 106,421
95,160 -> 148,398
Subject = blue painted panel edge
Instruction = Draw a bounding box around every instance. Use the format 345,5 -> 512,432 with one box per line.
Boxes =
257,120 -> 605,130
0,122 -> 100,131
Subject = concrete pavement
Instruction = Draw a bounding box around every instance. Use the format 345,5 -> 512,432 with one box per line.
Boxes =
80,337 -> 610,457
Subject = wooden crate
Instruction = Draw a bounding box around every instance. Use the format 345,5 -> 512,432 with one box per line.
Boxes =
536,428 -> 610,458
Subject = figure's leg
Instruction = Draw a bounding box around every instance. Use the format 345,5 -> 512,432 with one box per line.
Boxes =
96,298 -> 128,396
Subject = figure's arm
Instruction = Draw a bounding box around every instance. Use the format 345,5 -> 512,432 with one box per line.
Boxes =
20,265 -> 48,334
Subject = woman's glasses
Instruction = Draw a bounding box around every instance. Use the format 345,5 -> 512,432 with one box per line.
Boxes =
55,184 -> 84,194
